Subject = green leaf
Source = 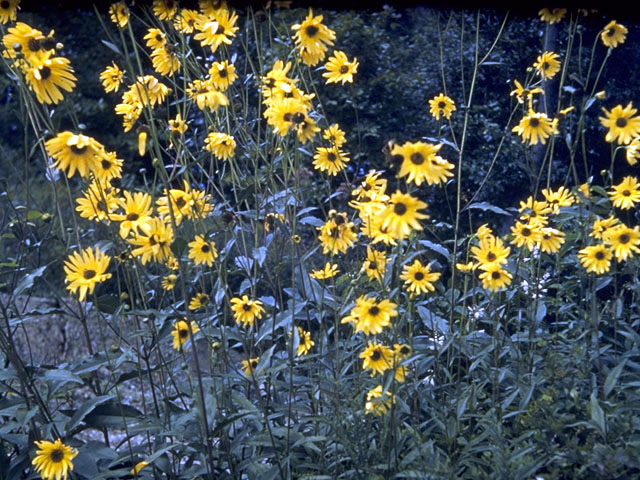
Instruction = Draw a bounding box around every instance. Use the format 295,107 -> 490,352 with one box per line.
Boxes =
589,391 -> 606,435
66,395 -> 113,434
418,240 -> 450,259
14,266 -> 46,297
464,202 -> 510,216
94,295 -> 120,314
604,359 -> 626,397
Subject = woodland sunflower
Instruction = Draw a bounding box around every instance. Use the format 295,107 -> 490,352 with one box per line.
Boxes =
296,327 -> 314,356
188,234 -> 218,266
298,44 -> 327,67
75,181 -> 119,222
471,234 -> 511,268
112,191 -> 153,238
242,357 -> 260,377
230,295 -> 265,327
92,150 -> 123,183
0,0 -> 19,24
322,123 -> 347,148
541,186 -> 575,213
478,264 -> 512,292
171,319 -> 199,350
351,170 -> 388,202
518,196 -> 552,222
511,220 -> 544,251
151,46 -> 180,76
360,342 -> 393,376
144,28 -> 166,49
100,63 -> 124,93
601,20 -> 627,48
2,22 -> 50,66
323,50 -> 358,85
174,8 -> 200,33
45,132 -> 104,178
394,141 -> 454,186
591,216 -> 619,240
347,295 -> 398,335
509,80 -> 543,105
25,57 -> 77,105
361,246 -> 387,283
379,191 -> 429,241
533,51 -> 561,80
32,438 -> 78,480
129,217 -> 174,264
539,227 -> 565,254
162,274 -> 178,291
186,79 -> 228,110
310,262 -> 339,280
538,8 -> 566,24
609,176 -> 640,209
599,103 -> 640,145
152,0 -> 178,20
428,93 -> 456,120
626,137 -> 640,165
209,60 -> 237,90
312,146 -> 349,176
316,212 -> 357,255
131,75 -> 171,107
204,132 -> 236,160
156,183 -> 193,225
265,97 -> 309,136
399,259 -> 441,297
365,385 -> 395,416
109,2 -> 129,28
168,113 -> 188,136
578,244 -> 612,274
189,293 -> 210,311
604,224 -> 640,261
512,110 -> 558,145
63,247 -> 112,302
291,9 -> 335,52
296,115 -> 320,143
194,7 -> 238,52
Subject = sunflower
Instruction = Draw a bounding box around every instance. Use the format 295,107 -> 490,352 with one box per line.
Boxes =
346,295 -> 397,335
189,292 -> 210,311
169,113 -> 188,136
518,196 -> 552,222
379,191 -> 429,241
230,295 -> 265,327
186,79 -> 229,110
129,217 -> 174,264
112,191 -> 153,238
428,93 -> 456,120
578,244 -> 612,274
131,75 -> 171,107
399,259 -> 441,297
144,28 -> 166,49
626,137 -> 640,166
162,274 -> 178,291
511,220 -> 544,251
291,9 -> 335,52
609,176 -> 640,209
471,234 -> 511,268
316,212 -> 357,255
242,357 -> 260,376
601,20 -> 627,49
296,327 -> 314,356
188,234 -> 218,266
153,0 -> 178,20
360,342 -> 393,376
533,51 -> 561,80
151,46 -> 180,76
365,385 -> 395,416
32,438 -> 78,480
512,110 -> 558,145
156,183 -> 193,226
321,124 -> 346,148
603,224 -> 640,261
75,180 -> 119,222
313,146 -> 350,176
361,246 -> 387,283
64,247 -> 112,302
298,44 -> 327,67
310,262 -> 339,280
130,461 -> 149,475
25,57 -> 77,105
92,150 -> 123,184
109,2 -> 129,28
322,50 -> 358,85
99,63 -> 124,94
45,132 -> 104,178
478,264 -> 512,292
194,7 -> 239,52
264,212 -> 286,232
204,132 -> 236,160
209,60 -> 237,90
174,8 -> 200,33
591,216 -> 619,240
538,8 -> 566,24
539,227 -> 565,254
394,141 -> 454,186
599,103 -> 640,145
510,80 -> 543,105
351,170 -> 388,203
171,319 -> 200,350
265,97 -> 309,136
541,186 -> 575,213
0,0 -> 19,24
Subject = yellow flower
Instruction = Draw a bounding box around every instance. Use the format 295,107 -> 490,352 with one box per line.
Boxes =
128,217 -> 174,264
100,63 -> 124,93
323,124 -> 346,147
512,110 -> 558,145
25,56 -> 77,105
378,191 -> 429,242
194,7 -> 239,53
539,227 -> 565,254
150,46 -> 181,76
471,234 -> 510,268
313,146 -> 350,176
626,137 -> 640,165
230,295 -> 265,327
296,327 -> 314,356
171,319 -> 200,350
0,0 -> 19,24
578,244 -> 612,274
399,259 -> 441,297
428,93 -> 456,120
153,0 -> 179,20
342,296 -> 397,336
591,216 -> 619,240
75,180 -> 119,222
161,274 -> 178,291
174,8 -> 200,33
92,150 -> 123,184
365,385 -> 395,415
541,186 -> 575,213
533,51 -> 561,80
510,220 -> 544,251
63,247 -> 112,302
32,438 -> 78,480
209,60 -> 237,90
189,292 -> 210,311
609,176 -> 640,209
603,224 -> 640,262
188,235 -> 218,266
45,131 -> 104,178
186,79 -> 229,111
130,461 -> 149,475
360,342 -> 393,376
291,9 -> 335,53
109,2 -> 129,28
242,357 -> 260,376
112,191 -> 153,239
538,8 -> 566,24
323,50 -> 358,85
510,80 -> 543,105
144,28 -> 166,49
204,132 -> 236,160
478,264 -> 512,292
361,246 -> 387,283
601,20 -> 627,49
310,262 -> 339,280
600,103 -> 640,145
169,113 -> 188,136
394,141 -> 454,186
317,212 -> 357,255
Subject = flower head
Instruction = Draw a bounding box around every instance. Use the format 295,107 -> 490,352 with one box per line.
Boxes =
533,51 -> 561,80
399,259 -> 441,297
25,57 -> 77,105
32,438 -> 78,480
600,103 -> 640,145
378,191 -> 429,241
512,110 -> 558,145
171,319 -> 200,350
310,262 -> 339,280
188,235 -> 218,266
359,342 -> 393,376
601,20 -> 627,48
578,244 -> 612,274
609,176 -> 640,209
100,63 -> 124,93
230,295 -> 265,327
323,50 -> 358,85
64,247 -> 112,302
428,93 -> 456,120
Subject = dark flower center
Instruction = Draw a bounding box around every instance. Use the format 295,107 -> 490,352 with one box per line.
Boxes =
327,152 -> 337,162
179,328 -> 189,338
438,101 -> 446,108
126,213 -> 139,221
410,152 -> 425,165
101,159 -> 112,170
156,34 -> 163,42
608,28 -> 616,36
50,449 -> 64,463
176,197 -> 187,208
334,215 -> 345,225
414,271 -> 424,281
369,306 -> 380,316
28,38 -> 42,52
242,304 -> 252,311
83,269 -> 96,280
622,190 -> 631,196
487,252 -> 496,261
339,65 -> 349,74
250,359 -> 258,367
305,25 -> 318,37
371,350 -> 381,361
70,144 -> 87,155
542,62 -> 549,70
283,113 -> 292,122
616,117 -> 628,128
1,1 -> 10,9
368,261 -> 378,270
491,271 -> 501,279
595,251 -> 606,260
219,68 -> 227,78
522,228 -> 531,237
400,346 -> 410,354
529,118 -> 540,127
201,244 -> 210,253
394,202 -> 407,215
292,112 -> 305,124
149,235 -> 157,246
619,233 -> 630,244
216,24 -> 225,34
